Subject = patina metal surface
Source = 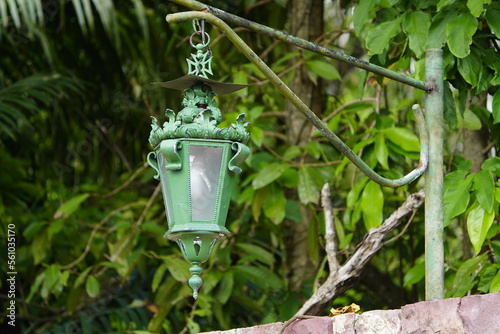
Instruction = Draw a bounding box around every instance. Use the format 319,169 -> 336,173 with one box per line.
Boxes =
424,49 -> 444,301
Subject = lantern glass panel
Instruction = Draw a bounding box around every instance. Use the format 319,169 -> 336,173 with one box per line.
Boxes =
189,145 -> 223,220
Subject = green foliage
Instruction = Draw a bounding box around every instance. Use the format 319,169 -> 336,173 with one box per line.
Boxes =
0,0 -> 498,333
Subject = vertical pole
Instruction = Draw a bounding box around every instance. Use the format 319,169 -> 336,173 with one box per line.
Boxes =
424,49 -> 444,300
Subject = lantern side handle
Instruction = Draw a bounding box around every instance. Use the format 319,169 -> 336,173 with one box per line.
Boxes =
167,11 -> 428,188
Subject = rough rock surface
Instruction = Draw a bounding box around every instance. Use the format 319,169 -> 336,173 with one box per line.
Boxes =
201,293 -> 500,334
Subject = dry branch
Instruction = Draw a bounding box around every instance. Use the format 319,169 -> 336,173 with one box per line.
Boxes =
294,189 -> 425,316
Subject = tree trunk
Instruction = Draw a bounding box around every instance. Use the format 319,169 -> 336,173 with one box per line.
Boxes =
284,0 -> 324,292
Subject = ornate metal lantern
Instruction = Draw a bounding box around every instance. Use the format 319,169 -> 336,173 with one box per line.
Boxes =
147,21 -> 249,299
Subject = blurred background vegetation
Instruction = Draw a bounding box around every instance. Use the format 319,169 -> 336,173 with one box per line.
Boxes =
0,0 -> 499,333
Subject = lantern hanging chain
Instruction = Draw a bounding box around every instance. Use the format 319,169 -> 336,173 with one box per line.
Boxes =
188,19 -> 213,78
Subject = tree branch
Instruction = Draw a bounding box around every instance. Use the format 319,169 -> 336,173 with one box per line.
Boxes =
294,189 -> 425,316
321,183 -> 339,274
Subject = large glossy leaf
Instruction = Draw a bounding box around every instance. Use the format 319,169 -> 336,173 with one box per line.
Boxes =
403,11 -> 431,57
306,60 -> 341,81
484,2 -> 500,36
262,183 -> 286,224
472,170 -> 495,213
366,18 -> 402,55
374,134 -> 389,169
467,202 -> 495,255
492,91 -> 500,124
446,12 -> 478,58
236,243 -> 274,266
457,50 -> 482,87
361,181 -> 384,230
252,163 -> 288,190
444,173 -> 473,226
382,127 -> 420,152
403,261 -> 425,287
353,0 -> 380,35
467,0 -> 486,17
427,11 -> 458,49
298,166 -> 319,205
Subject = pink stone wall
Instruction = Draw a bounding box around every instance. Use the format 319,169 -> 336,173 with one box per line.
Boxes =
202,293 -> 500,334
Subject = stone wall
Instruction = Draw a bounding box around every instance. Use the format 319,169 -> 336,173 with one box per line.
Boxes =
202,293 -> 500,334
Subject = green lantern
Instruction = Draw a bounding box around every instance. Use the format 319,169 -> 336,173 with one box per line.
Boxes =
147,21 -> 250,299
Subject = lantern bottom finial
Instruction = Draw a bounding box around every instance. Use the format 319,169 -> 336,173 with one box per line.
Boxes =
188,263 -> 203,299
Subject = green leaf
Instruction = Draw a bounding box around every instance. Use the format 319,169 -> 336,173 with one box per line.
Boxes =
446,12 -> 478,58
467,0 -> 486,17
250,125 -> 264,147
444,173 -> 473,226
361,181 -> 384,230
403,262 -> 425,287
484,3 -> 500,36
428,11 -> 459,49
215,272 -> 234,304
236,243 -> 274,266
42,265 -> 61,299
152,263 -> 167,292
462,108 -> 482,130
481,157 -> 500,174
467,202 -> 495,254
263,183 -> 286,224
382,127 -> 420,152
53,193 -> 89,219
443,83 -> 457,130
366,18 -> 402,55
305,60 -> 341,81
492,91 -> 500,124
472,170 -> 495,213
75,267 -> 93,287
252,163 -> 288,190
403,11 -> 431,58
437,0 -> 456,11
85,276 -> 100,298
31,229 -> 50,264
449,254 -> 486,297
353,0 -> 380,35
490,270 -> 500,293
457,51 -> 482,87
298,166 -> 319,204
374,134 -> 389,169
478,265 -> 499,292
162,256 -> 191,282
234,265 -> 283,290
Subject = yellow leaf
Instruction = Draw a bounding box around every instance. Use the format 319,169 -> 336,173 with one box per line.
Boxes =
329,303 -> 360,317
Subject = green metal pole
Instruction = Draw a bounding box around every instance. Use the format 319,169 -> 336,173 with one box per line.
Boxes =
168,0 -> 430,92
167,11 -> 429,188
424,49 -> 444,300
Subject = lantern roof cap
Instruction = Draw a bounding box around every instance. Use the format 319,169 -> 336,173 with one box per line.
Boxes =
153,74 -> 249,95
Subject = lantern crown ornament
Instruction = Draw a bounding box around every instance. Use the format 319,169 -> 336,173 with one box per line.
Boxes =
147,20 -> 250,299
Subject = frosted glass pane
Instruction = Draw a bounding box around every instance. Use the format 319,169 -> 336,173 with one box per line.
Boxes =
190,146 -> 223,220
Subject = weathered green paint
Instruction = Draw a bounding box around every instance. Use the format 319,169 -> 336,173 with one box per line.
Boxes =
169,0 -> 430,92
424,49 -> 444,300
149,138 -> 249,298
167,11 -> 429,188
148,42 -> 250,298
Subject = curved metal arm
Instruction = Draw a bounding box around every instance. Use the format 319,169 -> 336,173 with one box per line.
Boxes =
166,11 -> 429,188
168,0 -> 430,92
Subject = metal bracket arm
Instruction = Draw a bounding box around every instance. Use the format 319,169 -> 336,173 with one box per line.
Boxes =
166,11 -> 429,188
168,0 -> 430,92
